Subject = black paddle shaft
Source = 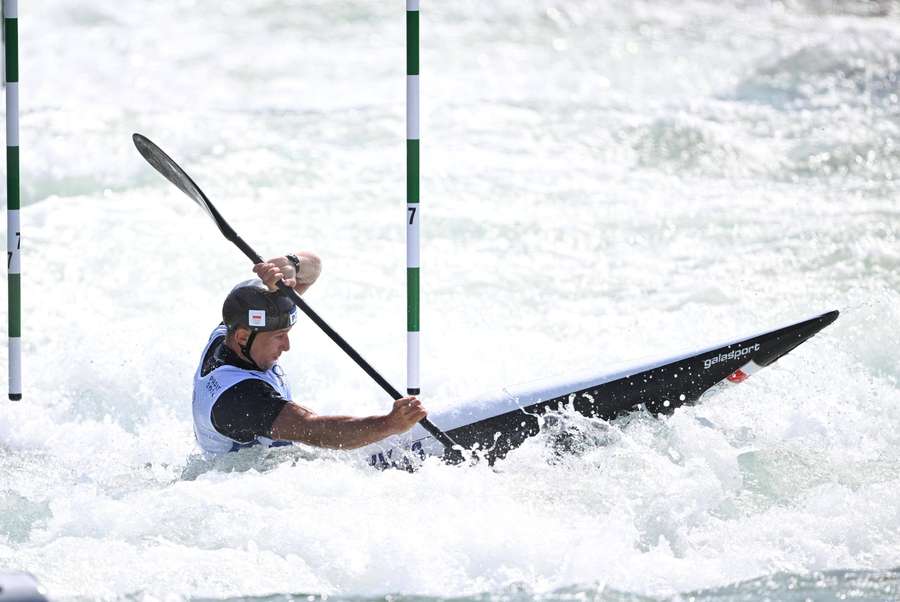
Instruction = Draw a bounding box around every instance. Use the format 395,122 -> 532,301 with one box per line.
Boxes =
132,133 -> 458,451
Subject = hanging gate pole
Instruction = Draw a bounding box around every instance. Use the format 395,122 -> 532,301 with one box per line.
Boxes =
406,0 -> 420,396
5,0 -> 21,401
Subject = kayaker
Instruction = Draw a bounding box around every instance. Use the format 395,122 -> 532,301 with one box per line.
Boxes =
192,251 -> 427,454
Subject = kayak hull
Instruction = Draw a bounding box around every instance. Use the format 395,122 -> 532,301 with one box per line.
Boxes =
362,310 -> 839,468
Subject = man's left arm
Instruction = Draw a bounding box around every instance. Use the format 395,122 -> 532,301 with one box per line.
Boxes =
269,396 -> 427,450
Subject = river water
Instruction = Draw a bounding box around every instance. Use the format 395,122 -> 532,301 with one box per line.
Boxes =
1,1 -> 899,600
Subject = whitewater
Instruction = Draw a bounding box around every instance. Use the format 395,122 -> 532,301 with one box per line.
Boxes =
1,0 -> 899,600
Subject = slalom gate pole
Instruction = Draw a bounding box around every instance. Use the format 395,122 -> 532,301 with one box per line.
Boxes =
406,0 -> 420,396
4,0 -> 21,401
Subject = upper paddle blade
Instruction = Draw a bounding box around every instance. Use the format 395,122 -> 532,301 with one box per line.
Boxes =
132,133 -> 228,235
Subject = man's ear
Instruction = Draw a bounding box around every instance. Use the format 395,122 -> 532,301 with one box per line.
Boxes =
230,326 -> 250,346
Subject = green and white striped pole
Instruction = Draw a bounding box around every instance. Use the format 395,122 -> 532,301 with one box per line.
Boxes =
406,0 -> 420,396
5,0 -> 21,400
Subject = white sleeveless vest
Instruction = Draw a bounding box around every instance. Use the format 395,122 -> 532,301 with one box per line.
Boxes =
192,325 -> 294,454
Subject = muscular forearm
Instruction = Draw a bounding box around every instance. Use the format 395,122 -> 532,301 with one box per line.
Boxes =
291,251 -> 322,295
269,397 -> 426,450
254,252 -> 322,296
271,410 -> 397,450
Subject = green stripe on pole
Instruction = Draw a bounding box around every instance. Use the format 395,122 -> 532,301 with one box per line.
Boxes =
407,268 -> 419,331
406,10 -> 418,76
7,274 -> 19,337
6,147 -> 19,209
407,140 -> 419,203
4,16 -> 17,82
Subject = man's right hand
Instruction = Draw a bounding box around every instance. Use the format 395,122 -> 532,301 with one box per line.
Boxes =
253,260 -> 296,290
253,251 -> 322,295
385,396 -> 427,435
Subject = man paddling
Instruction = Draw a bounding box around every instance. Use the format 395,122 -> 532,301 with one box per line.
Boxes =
192,251 -> 427,454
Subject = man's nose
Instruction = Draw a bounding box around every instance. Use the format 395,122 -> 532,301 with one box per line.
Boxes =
282,334 -> 291,352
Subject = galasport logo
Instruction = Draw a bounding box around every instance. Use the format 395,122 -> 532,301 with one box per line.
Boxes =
704,343 -> 760,370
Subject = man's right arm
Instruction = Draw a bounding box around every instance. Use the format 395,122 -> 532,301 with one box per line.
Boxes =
290,251 -> 322,295
270,396 -> 427,450
253,251 -> 322,295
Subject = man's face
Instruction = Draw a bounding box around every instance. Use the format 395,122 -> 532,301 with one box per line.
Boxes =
248,327 -> 292,370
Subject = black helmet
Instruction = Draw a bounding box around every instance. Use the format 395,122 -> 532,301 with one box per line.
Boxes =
222,280 -> 298,370
222,279 -> 299,333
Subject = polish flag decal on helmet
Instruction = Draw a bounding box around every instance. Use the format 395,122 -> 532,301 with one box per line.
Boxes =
248,310 -> 266,327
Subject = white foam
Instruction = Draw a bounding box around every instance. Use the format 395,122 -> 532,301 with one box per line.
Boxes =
1,1 -> 898,600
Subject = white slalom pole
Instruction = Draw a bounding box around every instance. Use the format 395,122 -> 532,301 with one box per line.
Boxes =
4,0 -> 21,401
406,0 -> 420,396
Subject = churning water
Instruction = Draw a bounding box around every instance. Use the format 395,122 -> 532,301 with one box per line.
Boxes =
1,1 -> 899,600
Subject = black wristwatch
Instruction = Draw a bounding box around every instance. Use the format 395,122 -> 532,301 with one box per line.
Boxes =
286,253 -> 301,273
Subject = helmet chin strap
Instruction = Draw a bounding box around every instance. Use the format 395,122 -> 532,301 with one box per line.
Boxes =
240,330 -> 265,372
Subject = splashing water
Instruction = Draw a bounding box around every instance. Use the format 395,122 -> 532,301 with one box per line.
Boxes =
1,1 -> 899,600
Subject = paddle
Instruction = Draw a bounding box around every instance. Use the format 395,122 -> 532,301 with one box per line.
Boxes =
132,132 -> 459,453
